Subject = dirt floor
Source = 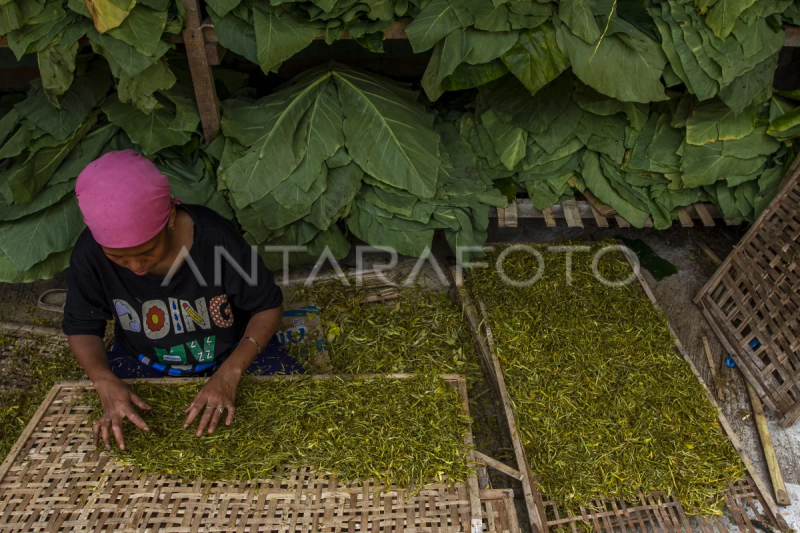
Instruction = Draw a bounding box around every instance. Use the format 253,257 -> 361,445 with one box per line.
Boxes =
3,220 -> 800,531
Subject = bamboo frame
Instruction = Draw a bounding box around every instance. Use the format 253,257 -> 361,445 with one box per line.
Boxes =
0,374 -> 493,533
452,245 -> 791,533
694,155 -> 800,427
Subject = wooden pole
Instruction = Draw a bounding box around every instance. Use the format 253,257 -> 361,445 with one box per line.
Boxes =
745,381 -> 791,506
179,0 -> 220,143
702,335 -> 725,402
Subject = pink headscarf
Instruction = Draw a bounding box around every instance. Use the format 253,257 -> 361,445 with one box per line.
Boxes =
76,150 -> 173,249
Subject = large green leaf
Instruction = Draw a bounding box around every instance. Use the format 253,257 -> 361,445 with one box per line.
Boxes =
719,54 -> 778,114
15,63 -> 111,142
38,40 -> 79,104
441,60 -> 509,91
305,161 -> 363,230
85,0 -> 135,33
253,9 -> 320,74
501,22 -> 570,96
705,0 -> 756,39
405,0 -> 462,52
556,24 -> 667,103
0,247 -> 72,283
421,28 -> 518,101
49,123 -> 119,185
686,99 -> 757,145
581,150 -> 649,227
224,70 -> 331,208
117,58 -> 177,113
207,7 -> 258,64
346,202 -> 434,257
278,71 -> 345,195
681,143 -> 767,187
483,72 -> 574,134
559,0 -> 601,43
7,114 -> 97,204
333,65 -> 440,198
0,180 -> 75,221
532,99 -> 582,154
106,4 -> 167,56
102,93 -> 192,155
88,30 -> 174,78
481,108 -> 527,170
0,193 -> 84,272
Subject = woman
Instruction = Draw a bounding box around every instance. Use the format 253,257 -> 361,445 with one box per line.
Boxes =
63,150 -> 299,451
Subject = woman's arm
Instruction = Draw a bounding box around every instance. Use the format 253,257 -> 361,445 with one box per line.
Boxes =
183,305 -> 284,436
69,335 -> 151,450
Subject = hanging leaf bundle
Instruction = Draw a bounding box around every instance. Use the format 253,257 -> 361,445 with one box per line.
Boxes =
406,0 -> 795,105
217,62 -> 506,268
0,54 -> 230,283
206,0 -> 417,75
0,0 -> 184,113
457,69 -> 794,227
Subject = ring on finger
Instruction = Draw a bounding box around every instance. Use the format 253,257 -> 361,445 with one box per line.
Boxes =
205,405 -> 213,410
217,407 -> 224,413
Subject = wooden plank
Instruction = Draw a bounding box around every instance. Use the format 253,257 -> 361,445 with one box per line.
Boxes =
615,215 -> 631,228
562,199 -> 583,228
205,42 -> 226,66
724,219 -> 741,226
503,201 -> 518,227
619,245 -> 791,532
694,204 -> 716,227
542,208 -> 557,227
179,0 -> 220,143
456,378 -> 485,530
644,216 -> 654,228
745,381 -> 791,506
677,208 -> 694,227
473,451 -> 523,481
786,26 -> 800,47
588,203 -> 609,227
702,335 -> 725,402
582,190 -> 615,217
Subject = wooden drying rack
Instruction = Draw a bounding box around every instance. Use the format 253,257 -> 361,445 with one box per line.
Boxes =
493,196 -> 742,229
0,373 -> 522,532
451,246 -> 791,533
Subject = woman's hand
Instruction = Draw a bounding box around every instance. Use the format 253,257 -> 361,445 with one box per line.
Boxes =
184,367 -> 239,436
93,376 -> 151,451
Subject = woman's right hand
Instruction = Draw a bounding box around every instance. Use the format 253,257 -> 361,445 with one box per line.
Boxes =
92,375 -> 151,451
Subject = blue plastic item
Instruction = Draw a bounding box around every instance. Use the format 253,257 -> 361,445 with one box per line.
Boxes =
725,338 -> 761,368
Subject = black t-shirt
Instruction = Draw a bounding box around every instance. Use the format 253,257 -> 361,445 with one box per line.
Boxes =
62,204 -> 283,375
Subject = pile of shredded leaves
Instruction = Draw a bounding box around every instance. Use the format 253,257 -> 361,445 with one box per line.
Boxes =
466,242 -> 745,516
85,375 -> 472,488
0,335 -> 85,457
284,282 -> 503,456
288,283 -> 476,374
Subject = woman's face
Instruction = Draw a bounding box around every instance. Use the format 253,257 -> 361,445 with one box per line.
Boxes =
100,208 -> 176,276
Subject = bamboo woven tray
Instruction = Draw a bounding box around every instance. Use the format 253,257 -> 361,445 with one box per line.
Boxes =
0,374 -> 516,533
695,158 -> 800,427
453,247 -> 790,533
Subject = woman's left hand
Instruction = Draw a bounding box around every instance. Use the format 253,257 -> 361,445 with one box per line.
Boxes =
184,368 -> 240,436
